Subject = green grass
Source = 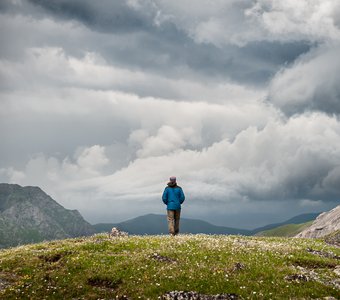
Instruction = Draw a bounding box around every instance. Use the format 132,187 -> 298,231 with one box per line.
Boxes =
0,234 -> 339,299
256,221 -> 314,237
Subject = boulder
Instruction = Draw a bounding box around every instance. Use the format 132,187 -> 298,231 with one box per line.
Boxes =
109,227 -> 128,237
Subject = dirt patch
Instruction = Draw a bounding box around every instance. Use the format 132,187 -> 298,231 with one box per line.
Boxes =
212,262 -> 246,275
306,248 -> 340,260
0,278 -> 11,290
0,272 -> 18,291
285,274 -> 309,282
291,257 -> 337,269
87,276 -> 122,290
162,291 -> 239,299
38,251 -> 72,263
291,266 -> 340,290
151,253 -> 177,263
41,253 -> 62,263
232,262 -> 245,272
70,238 -> 85,243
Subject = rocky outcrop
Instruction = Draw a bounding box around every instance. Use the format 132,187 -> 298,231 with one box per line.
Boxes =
0,183 -> 95,248
295,205 -> 340,239
109,227 -> 128,237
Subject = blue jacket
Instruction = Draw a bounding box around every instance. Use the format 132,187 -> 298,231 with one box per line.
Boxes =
162,185 -> 185,210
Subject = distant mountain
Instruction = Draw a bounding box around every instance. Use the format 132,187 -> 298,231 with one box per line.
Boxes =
296,205 -> 340,239
93,213 -> 252,235
94,213 -> 322,236
251,213 -> 320,234
0,183 -> 95,248
255,221 -> 314,237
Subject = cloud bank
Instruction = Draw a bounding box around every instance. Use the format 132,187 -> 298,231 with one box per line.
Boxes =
1,0 -> 339,227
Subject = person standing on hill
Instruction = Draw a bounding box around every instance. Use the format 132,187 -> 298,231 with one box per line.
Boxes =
162,176 -> 185,236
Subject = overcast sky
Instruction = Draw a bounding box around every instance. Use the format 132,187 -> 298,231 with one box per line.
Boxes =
1,0 -> 340,228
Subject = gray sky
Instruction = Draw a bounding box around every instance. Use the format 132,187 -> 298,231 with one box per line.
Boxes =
1,0 -> 340,228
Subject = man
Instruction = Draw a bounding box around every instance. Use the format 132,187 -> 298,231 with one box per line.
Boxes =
162,176 -> 185,236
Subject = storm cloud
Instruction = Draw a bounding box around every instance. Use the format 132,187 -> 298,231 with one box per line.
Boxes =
269,42 -> 340,115
0,0 -> 339,228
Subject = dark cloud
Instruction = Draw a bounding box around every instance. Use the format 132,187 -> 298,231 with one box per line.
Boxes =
0,0 -> 11,11
28,0 -> 151,33
14,0 -> 310,87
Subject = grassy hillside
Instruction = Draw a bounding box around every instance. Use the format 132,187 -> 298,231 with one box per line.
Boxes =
256,221 -> 314,237
0,234 -> 339,299
252,213 -> 319,234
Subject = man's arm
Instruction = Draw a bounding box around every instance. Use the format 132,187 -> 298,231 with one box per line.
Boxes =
179,188 -> 185,204
162,187 -> 168,204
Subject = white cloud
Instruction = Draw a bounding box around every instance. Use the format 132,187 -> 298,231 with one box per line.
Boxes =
0,167 -> 26,184
142,0 -> 340,46
0,12 -> 89,59
2,112 -> 339,224
16,146 -> 109,185
75,145 -> 109,175
0,44 -> 274,149
299,199 -> 323,207
269,42 -> 340,115
0,45 -> 264,104
103,113 -> 340,202
135,126 -> 201,158
247,0 -> 340,42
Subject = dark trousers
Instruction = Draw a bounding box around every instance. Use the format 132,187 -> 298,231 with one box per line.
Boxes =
167,209 -> 181,235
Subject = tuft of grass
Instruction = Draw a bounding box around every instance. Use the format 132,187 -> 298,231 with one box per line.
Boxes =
0,234 -> 339,299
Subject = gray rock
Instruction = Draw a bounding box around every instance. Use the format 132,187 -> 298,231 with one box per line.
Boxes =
295,205 -> 340,238
109,227 -> 128,237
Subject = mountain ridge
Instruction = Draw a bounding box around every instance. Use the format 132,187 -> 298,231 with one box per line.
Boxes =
93,212 -> 320,236
0,183 -> 95,248
93,213 -> 252,235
